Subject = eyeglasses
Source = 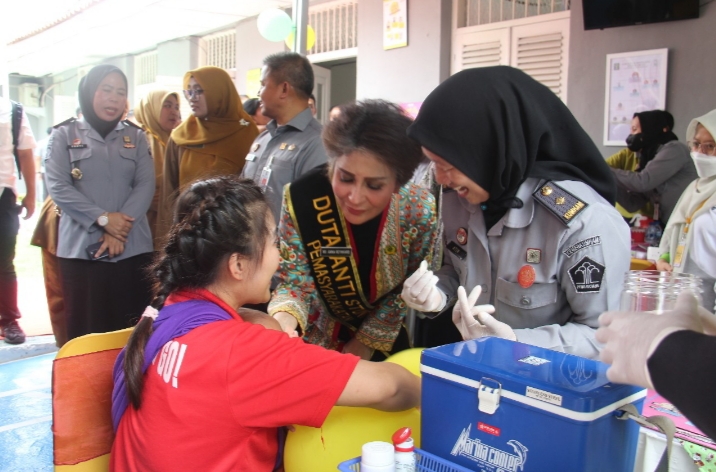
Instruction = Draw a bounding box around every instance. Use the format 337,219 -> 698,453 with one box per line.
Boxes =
183,88 -> 204,100
689,141 -> 716,156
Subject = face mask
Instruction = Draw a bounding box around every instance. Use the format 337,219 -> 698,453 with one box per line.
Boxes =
626,133 -> 644,152
691,151 -> 716,179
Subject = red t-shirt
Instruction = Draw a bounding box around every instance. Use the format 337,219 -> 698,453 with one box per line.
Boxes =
110,313 -> 359,471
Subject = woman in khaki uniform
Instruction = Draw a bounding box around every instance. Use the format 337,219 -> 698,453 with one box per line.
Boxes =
134,90 -> 181,250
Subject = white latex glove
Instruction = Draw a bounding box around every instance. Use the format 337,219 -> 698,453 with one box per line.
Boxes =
596,290 -> 706,389
452,285 -> 512,341
401,260 -> 446,312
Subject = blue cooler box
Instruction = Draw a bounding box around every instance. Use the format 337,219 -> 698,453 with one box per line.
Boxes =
420,338 -> 646,472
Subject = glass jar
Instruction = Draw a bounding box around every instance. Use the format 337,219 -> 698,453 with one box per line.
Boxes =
620,270 -> 703,313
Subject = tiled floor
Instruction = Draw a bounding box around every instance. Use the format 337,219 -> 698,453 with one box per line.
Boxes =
0,353 -> 54,472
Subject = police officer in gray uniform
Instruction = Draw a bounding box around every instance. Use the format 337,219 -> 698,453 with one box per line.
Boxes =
240,52 -> 328,224
46,65 -> 154,340
402,67 -> 631,360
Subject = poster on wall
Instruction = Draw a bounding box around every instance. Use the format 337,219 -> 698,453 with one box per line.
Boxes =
383,0 -> 408,50
603,48 -> 668,146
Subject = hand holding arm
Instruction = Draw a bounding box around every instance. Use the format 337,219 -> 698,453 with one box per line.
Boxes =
452,285 -> 509,340
401,260 -> 447,312
103,212 -> 134,241
596,290 -> 705,389
96,233 -> 125,259
272,311 -> 300,337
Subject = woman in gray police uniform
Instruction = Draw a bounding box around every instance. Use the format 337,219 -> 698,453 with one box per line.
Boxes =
402,66 -> 631,360
46,65 -> 154,341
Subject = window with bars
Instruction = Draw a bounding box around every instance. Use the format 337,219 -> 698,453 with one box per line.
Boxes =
309,1 -> 358,55
458,0 -> 569,27
203,29 -> 236,70
135,51 -> 158,86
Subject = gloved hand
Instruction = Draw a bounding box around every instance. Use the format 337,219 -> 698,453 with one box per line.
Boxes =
401,260 -> 446,312
596,290 -> 706,389
452,285 -> 513,341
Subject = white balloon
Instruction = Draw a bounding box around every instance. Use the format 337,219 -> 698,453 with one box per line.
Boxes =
257,9 -> 293,42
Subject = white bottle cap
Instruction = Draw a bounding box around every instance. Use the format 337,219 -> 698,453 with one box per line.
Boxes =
361,441 -> 395,468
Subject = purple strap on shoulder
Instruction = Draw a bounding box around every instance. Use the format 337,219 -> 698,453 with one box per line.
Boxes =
111,300 -> 231,431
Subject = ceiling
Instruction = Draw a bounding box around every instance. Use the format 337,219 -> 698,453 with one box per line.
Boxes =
5,0 -> 297,77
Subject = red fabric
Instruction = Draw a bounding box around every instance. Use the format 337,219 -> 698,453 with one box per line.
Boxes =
110,306 -> 359,472
53,349 -> 122,465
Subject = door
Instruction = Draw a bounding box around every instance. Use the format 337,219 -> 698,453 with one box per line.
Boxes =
311,64 -> 332,124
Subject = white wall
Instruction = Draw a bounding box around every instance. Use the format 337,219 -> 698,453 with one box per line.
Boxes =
356,0 -> 452,104
234,17 -> 285,97
568,1 -> 716,156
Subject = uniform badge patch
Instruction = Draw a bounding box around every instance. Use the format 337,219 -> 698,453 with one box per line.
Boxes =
526,248 -> 541,264
568,256 -> 605,293
280,143 -> 288,150
288,144 -> 296,151
446,241 -> 467,260
251,143 -> 260,152
563,236 -> 601,258
456,227 -> 468,245
518,265 -> 536,288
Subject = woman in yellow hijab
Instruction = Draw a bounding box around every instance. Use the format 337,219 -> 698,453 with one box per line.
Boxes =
158,66 -> 259,242
135,90 -> 181,250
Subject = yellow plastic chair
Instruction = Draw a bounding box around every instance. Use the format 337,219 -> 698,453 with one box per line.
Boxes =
53,328 -> 133,471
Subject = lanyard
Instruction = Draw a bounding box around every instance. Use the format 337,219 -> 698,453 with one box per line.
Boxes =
673,199 -> 708,268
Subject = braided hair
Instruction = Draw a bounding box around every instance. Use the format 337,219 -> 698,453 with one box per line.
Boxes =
124,176 -> 272,408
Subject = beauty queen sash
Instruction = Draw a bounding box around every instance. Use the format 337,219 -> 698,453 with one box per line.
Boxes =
286,167 -> 375,331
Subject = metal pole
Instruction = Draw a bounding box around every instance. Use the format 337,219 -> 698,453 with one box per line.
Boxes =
292,0 -> 309,55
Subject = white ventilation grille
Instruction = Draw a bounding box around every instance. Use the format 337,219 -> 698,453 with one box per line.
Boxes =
462,41 -> 503,69
203,29 -> 236,70
309,1 -> 358,54
514,32 -> 563,95
135,50 -> 158,86
459,0 -> 569,27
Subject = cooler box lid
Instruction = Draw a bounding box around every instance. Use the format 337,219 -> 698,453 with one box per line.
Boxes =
421,337 -> 645,417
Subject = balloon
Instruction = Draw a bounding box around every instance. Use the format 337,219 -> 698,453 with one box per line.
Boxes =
257,9 -> 293,42
284,406 -> 421,472
385,348 -> 424,377
284,349 -> 425,472
284,25 -> 316,51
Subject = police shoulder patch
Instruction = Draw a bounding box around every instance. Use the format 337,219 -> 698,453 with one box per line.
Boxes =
533,181 -> 588,226
122,119 -> 143,130
568,256 -> 605,293
53,117 -> 76,129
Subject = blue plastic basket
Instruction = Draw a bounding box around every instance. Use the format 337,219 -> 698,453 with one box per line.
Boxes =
337,447 -> 474,472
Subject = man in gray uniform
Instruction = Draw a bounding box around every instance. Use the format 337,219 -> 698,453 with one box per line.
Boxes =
241,52 -> 328,223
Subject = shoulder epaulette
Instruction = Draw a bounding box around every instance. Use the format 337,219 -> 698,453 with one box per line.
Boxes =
53,117 -> 76,129
122,119 -> 143,130
532,181 -> 588,226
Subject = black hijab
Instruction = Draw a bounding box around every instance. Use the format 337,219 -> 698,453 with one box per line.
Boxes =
407,66 -> 616,229
633,110 -> 678,171
78,65 -> 127,138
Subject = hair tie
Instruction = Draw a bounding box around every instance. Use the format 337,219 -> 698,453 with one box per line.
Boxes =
142,306 -> 159,320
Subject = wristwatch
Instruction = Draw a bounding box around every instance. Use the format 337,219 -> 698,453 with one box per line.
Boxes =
97,212 -> 109,227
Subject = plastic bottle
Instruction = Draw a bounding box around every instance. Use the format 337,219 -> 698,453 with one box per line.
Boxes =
392,427 -> 416,472
361,441 -> 395,472
644,220 -> 663,246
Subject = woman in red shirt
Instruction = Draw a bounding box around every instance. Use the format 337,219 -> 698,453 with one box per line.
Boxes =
110,176 -> 420,471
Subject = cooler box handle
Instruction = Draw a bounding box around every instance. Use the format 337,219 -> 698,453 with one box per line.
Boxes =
617,403 -> 675,472
477,377 -> 502,414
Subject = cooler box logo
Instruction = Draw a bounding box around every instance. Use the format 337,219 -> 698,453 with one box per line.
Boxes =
567,256 -> 605,293
451,424 -> 528,471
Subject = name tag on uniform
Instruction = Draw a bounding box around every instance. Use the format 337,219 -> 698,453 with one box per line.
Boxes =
446,241 -> 467,260
320,247 -> 352,257
67,144 -> 88,149
246,153 -> 256,162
